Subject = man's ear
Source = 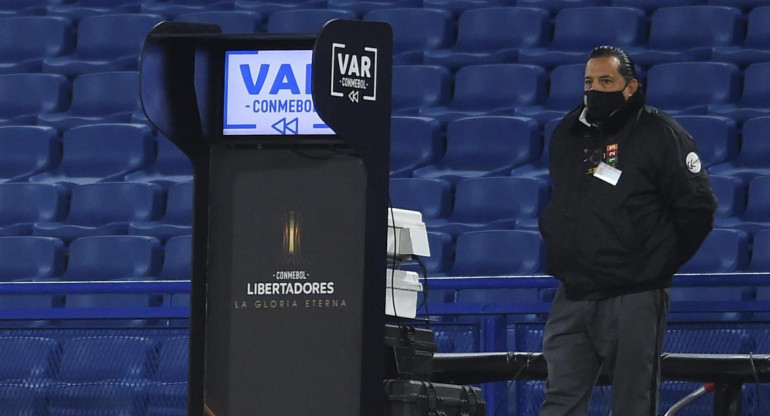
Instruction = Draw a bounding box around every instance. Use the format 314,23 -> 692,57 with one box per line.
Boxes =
625,79 -> 639,99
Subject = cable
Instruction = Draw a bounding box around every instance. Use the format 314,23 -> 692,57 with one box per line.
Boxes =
748,352 -> 766,415
415,256 -> 431,324
388,198 -> 399,320
491,354 -> 534,416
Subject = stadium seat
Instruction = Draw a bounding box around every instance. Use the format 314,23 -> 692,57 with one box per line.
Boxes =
142,0 -> 235,18
0,16 -> 73,74
327,0 -> 421,17
129,181 -> 193,241
709,175 -> 745,220
421,0 -> 510,16
708,62 -> 770,123
646,62 -> 740,115
717,176 -> 770,236
706,0 -> 770,12
42,14 -> 164,76
515,0 -> 610,13
749,229 -> 770,272
679,228 -> 749,273
0,73 -> 68,126
628,6 -> 743,67
0,237 -> 65,281
610,0 -> 705,13
147,337 -> 188,416
419,64 -> 547,124
428,177 -> 551,237
709,116 -> 770,183
0,126 -> 60,183
423,7 -> 550,71
413,116 -> 541,186
669,286 -> 754,322
363,8 -> 453,64
516,63 -> 585,125
450,230 -> 545,276
47,0 -> 143,22
0,0 -> 47,16
30,124 -> 154,186
177,11 -> 263,33
267,9 -> 357,34
389,116 -> 442,177
0,337 -> 60,416
674,115 -> 738,167
124,134 -> 193,187
391,65 -> 451,116
509,117 -> 560,181
33,182 -> 164,242
0,184 -> 67,236
389,178 -> 452,220
234,0 -> 330,17
409,231 -> 453,277
49,336 -> 155,416
159,236 -> 192,281
37,71 -> 142,131
712,6 -> 770,66
518,7 -> 645,68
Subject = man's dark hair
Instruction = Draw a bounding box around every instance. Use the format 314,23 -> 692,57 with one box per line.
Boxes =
588,45 -> 636,83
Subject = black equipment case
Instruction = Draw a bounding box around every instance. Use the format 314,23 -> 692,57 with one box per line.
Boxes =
383,379 -> 485,416
384,325 -> 437,380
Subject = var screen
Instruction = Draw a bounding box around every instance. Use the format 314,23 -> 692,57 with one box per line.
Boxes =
223,50 -> 334,136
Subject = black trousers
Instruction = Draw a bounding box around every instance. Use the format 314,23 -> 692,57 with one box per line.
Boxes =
539,285 -> 669,416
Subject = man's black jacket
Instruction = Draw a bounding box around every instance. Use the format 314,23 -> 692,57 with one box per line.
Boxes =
539,93 -> 717,300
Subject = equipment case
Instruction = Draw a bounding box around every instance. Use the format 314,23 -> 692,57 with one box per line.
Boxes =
384,325 -> 436,380
383,379 -> 485,416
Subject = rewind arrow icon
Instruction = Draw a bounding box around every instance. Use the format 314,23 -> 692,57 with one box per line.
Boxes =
271,117 -> 299,135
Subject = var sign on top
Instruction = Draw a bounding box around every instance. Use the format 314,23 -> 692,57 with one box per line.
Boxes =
223,50 -> 334,136
331,43 -> 377,103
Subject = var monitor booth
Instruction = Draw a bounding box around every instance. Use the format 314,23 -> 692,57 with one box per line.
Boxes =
140,20 -> 393,416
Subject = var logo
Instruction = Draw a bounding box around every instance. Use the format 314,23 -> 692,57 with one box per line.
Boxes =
240,63 -> 312,96
330,43 -> 377,103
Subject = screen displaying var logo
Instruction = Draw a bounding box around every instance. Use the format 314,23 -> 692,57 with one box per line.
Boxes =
330,43 -> 377,103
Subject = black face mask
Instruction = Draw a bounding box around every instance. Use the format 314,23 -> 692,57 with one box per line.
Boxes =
584,89 -> 627,124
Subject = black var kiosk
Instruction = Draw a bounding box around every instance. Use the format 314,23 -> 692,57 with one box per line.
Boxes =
140,20 -> 392,416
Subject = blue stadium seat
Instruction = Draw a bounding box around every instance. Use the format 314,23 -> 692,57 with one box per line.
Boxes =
389,178 -> 452,220
363,8 -> 453,64
709,175 -> 745,220
30,124 -> 154,186
669,286 -> 755,322
142,0 -> 235,18
177,11 -> 263,33
515,0 -> 610,13
712,6 -> 770,66
423,7 -> 550,71
518,7 -> 645,68
33,183 -> 164,242
628,6 -> 743,67
422,0 -> 510,16
411,231 -> 453,277
47,0 -> 143,21
610,0 -> 705,13
267,9 -> 357,34
413,116 -> 540,186
390,116 -> 442,177
159,236 -> 192,281
0,237 -> 65,281
0,16 -> 73,74
707,0 -> 770,12
129,181 -> 193,241
49,336 -> 155,416
392,65 -> 451,116
450,230 -> 545,276
428,177 -> 551,237
0,126 -> 60,183
516,63 -> 585,125
234,0 -> 327,16
749,229 -> 770,272
419,64 -> 547,124
646,62 -> 740,115
0,73 -> 68,126
0,337 -> 60,416
708,62 -> 770,123
42,14 -> 164,76
327,0 -> 421,17
674,115 -> 738,167
124,134 -> 193,187
0,0 -> 47,16
509,117 -> 560,181
709,116 -> 770,183
717,176 -> 770,236
37,71 -> 142,131
0,184 -> 67,236
679,228 -> 749,273
147,337 -> 188,416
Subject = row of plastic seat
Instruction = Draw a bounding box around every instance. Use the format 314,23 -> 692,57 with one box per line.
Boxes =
0,335 -> 187,416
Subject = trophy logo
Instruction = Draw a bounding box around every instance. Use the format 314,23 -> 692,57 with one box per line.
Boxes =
281,211 -> 303,266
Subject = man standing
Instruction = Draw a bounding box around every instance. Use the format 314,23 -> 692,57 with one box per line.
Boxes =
538,46 -> 717,415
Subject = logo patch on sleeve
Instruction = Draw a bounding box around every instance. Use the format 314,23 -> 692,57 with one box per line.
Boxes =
686,152 -> 702,174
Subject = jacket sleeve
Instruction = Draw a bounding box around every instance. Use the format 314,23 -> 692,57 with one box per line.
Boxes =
653,120 -> 718,266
